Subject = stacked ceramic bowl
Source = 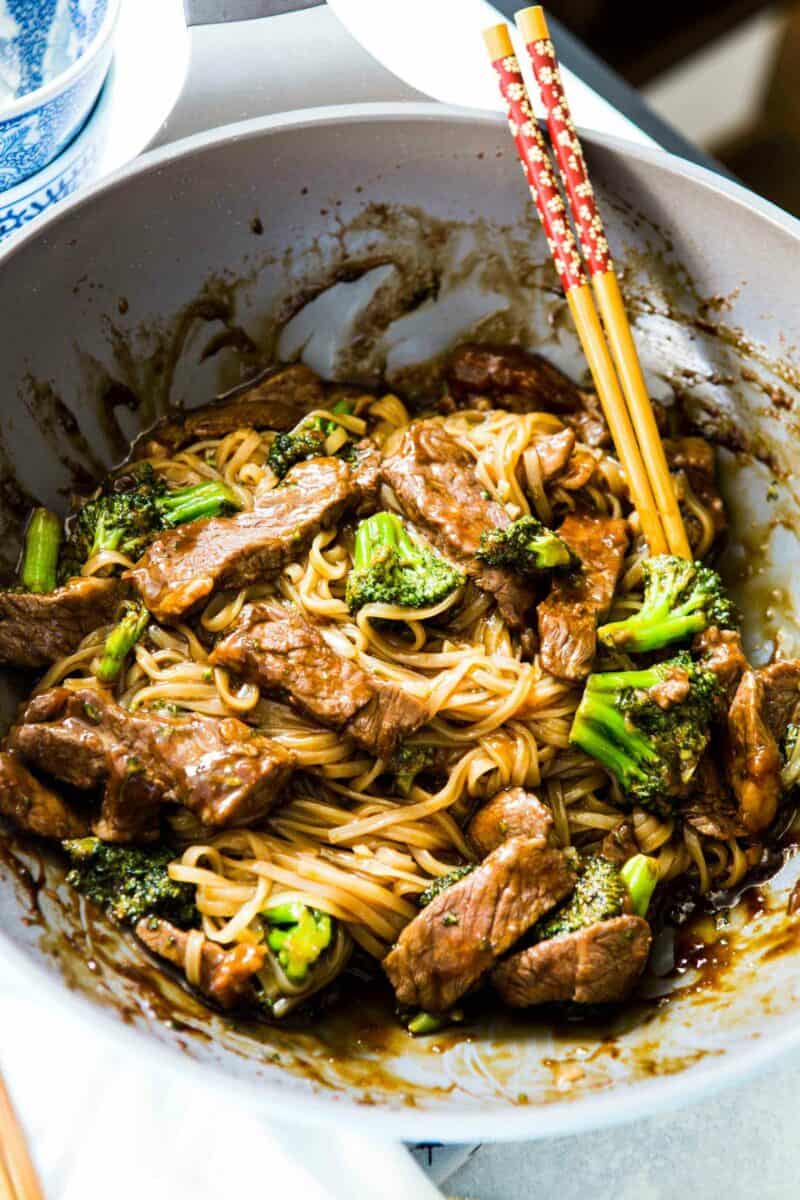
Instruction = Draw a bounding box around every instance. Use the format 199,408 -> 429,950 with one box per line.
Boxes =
0,0 -> 121,240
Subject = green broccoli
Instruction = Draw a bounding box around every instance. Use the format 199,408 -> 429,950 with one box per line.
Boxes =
60,464 -> 239,578
535,855 -> 627,941
263,902 -> 333,984
419,865 -> 475,907
533,852 -> 658,943
569,654 -> 721,811
96,602 -> 149,684
782,723 -> 800,792
476,515 -> 576,575
388,743 -> 437,796
598,554 -> 737,654
346,512 -> 464,613
620,853 -> 659,917
63,837 -> 196,927
19,508 -> 62,593
267,398 -> 355,480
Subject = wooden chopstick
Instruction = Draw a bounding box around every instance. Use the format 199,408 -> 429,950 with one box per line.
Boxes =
515,5 -> 692,560
0,1072 -> 44,1200
483,24 -> 669,556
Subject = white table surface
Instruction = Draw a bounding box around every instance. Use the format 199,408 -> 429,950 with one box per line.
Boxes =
2,7 -> 799,1199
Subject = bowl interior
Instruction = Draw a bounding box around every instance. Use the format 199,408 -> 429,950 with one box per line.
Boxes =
1,107 -> 800,1139
0,0 -> 110,108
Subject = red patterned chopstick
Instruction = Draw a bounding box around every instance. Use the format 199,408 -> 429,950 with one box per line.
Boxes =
515,5 -> 691,559
482,24 -> 668,556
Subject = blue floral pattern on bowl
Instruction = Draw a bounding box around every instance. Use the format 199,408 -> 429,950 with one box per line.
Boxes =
0,69 -> 109,243
0,0 -> 118,189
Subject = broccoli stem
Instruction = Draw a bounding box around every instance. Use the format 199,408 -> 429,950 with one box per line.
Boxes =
407,1011 -> 447,1036
620,854 -> 659,916
353,511 -> 401,570
96,604 -> 149,684
156,480 -> 238,527
20,508 -> 62,594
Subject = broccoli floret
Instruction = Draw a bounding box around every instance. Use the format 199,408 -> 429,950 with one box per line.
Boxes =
346,512 -> 464,613
96,602 -> 149,684
60,464 -> 239,579
388,743 -> 437,796
476,515 -> 576,575
267,399 -> 355,480
782,723 -> 800,791
63,837 -> 196,927
535,855 -> 627,941
419,865 -> 475,907
19,508 -> 62,593
598,555 -> 737,654
569,654 -> 721,811
263,902 -> 333,984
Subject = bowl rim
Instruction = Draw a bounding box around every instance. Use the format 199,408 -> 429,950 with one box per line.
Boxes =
3,101 -> 800,1141
0,0 -> 123,123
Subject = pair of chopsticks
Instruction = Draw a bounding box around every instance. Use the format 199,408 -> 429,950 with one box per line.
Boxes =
483,8 -> 691,560
0,1072 -> 44,1200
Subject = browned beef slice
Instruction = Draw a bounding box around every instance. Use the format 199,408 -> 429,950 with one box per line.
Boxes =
492,915 -> 651,1006
537,513 -> 629,681
600,821 -> 639,865
133,364 -> 325,460
128,456 -> 363,623
381,421 -> 535,628
0,576 -> 125,670
664,436 -> 726,546
135,918 -> 265,1009
210,603 -> 426,759
468,787 -> 553,858
349,439 -> 382,516
680,755 -> 746,839
0,751 -> 89,839
382,837 -> 576,1011
759,660 -> 800,739
9,686 -> 294,842
726,669 -> 782,834
447,345 -> 585,412
693,626 -> 747,702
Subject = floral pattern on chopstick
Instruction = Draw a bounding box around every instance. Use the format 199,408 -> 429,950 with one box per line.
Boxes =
524,37 -> 612,276
489,52 -> 585,293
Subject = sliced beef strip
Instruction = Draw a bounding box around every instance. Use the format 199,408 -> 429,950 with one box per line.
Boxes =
382,836 -> 576,1012
133,364 -> 325,460
128,456 -> 367,623
135,918 -> 265,1009
524,428 -> 575,483
663,436 -> 726,546
694,626 -> 747,702
680,754 -> 746,839
0,576 -> 125,670
726,669 -> 782,834
349,439 -> 382,516
381,421 -> 535,628
210,603 -> 427,760
9,686 -> 294,842
758,660 -> 800,740
468,787 -> 553,858
447,344 -> 586,413
446,344 -> 611,447
491,914 -> 651,1007
0,751 -> 90,839
537,512 -> 629,681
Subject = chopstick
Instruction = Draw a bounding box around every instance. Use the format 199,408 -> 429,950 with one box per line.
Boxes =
514,6 -> 692,560
0,1072 -> 44,1200
482,24 -> 668,555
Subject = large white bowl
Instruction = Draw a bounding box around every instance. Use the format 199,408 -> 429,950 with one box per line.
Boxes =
0,105 -> 799,1148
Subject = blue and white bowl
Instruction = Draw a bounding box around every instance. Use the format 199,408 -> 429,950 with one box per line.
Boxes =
0,61 -> 111,242
0,0 -> 120,189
